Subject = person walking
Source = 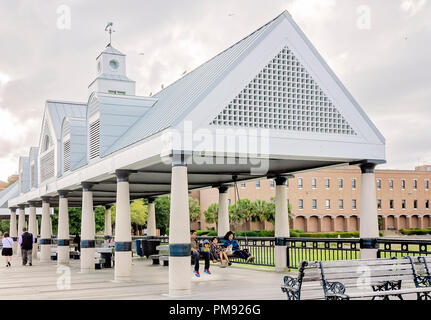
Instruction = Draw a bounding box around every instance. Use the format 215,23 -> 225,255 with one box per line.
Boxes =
18,228 -> 35,266
1,232 -> 13,267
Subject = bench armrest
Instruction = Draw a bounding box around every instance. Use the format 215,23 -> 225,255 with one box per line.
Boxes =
282,275 -> 300,290
416,275 -> 431,287
281,275 -> 302,300
322,281 -> 348,297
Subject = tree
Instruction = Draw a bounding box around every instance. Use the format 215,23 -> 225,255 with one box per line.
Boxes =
252,200 -> 274,223
204,203 -> 219,224
0,219 -> 10,234
189,197 -> 201,223
155,196 -> 170,235
229,199 -> 253,229
111,201 -> 148,235
130,200 -> 148,234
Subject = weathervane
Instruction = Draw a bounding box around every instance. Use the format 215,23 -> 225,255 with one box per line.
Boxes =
105,22 -> 115,46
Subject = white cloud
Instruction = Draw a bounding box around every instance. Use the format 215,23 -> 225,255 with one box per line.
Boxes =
287,0 -> 337,19
401,0 -> 427,16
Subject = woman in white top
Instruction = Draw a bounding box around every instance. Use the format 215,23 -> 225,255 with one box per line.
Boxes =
2,232 -> 13,267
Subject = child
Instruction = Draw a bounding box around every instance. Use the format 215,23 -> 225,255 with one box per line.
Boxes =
210,237 -> 231,268
200,240 -> 212,274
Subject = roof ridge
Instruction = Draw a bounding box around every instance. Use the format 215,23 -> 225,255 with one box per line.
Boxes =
104,12 -> 286,155
153,12 -> 285,98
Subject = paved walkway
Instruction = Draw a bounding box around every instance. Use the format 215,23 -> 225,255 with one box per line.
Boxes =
0,255 -> 286,300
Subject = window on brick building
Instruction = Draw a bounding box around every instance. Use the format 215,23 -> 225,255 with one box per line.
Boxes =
352,200 -> 357,210
377,200 -> 382,210
352,179 -> 356,190
413,179 -> 418,190
298,178 -> 303,189
377,179 -> 382,189
426,180 -> 429,190
299,199 -> 303,210
326,200 -> 330,210
325,178 -> 330,189
339,200 -> 344,210
401,179 -> 406,190
270,179 -> 275,189
241,182 -> 246,189
256,180 -> 261,189
338,179 -> 343,189
312,178 -> 317,189
402,200 -> 406,210
389,179 -> 393,190
389,200 -> 394,210
414,200 -> 418,210
426,200 -> 430,210
312,199 -> 317,210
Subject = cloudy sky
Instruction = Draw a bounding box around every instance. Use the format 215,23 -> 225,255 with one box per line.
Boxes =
0,0 -> 429,181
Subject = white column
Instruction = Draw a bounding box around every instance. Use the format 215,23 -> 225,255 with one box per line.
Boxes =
58,191 -> 70,265
9,207 -> 18,255
28,203 -> 38,259
104,206 -> 112,239
217,186 -> 229,237
81,183 -> 95,273
359,162 -> 380,259
169,156 -> 191,296
275,176 -> 291,272
114,170 -> 133,281
17,205 -> 26,257
40,198 -> 52,262
147,198 -> 156,237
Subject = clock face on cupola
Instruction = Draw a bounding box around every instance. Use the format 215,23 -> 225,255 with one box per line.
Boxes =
88,42 -> 136,96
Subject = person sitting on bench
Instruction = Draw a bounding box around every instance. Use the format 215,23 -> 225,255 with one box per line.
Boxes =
210,237 -> 231,268
190,230 -> 211,277
223,231 -> 255,263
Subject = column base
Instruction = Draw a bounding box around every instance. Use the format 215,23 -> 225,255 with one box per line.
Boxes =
275,246 -> 288,272
114,251 -> 132,281
360,248 -> 378,260
80,248 -> 95,272
169,256 -> 191,295
40,245 -> 51,262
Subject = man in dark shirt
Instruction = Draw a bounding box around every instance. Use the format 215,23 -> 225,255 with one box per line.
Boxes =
18,228 -> 35,266
190,230 -> 211,277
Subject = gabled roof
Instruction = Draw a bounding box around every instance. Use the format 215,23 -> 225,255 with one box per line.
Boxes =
0,182 -> 19,209
46,100 -> 87,140
96,44 -> 126,60
104,12 -> 285,155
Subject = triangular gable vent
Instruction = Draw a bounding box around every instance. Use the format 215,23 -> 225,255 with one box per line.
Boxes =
210,46 -> 356,136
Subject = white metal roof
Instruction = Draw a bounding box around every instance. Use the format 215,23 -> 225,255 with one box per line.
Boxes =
46,100 -> 87,140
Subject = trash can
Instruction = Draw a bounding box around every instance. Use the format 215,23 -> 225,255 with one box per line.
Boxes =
135,239 -> 144,257
142,239 -> 161,258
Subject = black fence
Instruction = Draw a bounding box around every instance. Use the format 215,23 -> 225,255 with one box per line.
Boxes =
61,235 -> 431,270
286,238 -> 360,269
377,238 -> 431,259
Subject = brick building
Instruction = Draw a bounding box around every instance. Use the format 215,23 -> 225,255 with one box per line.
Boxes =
192,165 -> 431,233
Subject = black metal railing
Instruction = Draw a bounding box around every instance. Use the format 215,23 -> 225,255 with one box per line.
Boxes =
286,238 -> 360,269
62,235 -> 431,270
196,236 -> 276,267
377,238 -> 431,259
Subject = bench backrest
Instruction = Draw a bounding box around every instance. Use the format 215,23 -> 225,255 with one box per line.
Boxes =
297,257 -> 426,299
